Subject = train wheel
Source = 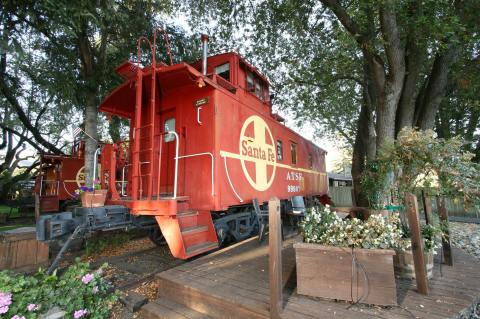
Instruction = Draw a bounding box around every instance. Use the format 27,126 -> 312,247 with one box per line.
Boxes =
148,227 -> 166,246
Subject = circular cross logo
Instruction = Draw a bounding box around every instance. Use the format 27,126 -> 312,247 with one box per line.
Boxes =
76,166 -> 86,187
239,115 -> 276,191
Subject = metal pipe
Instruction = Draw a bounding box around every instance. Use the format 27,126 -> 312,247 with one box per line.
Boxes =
197,106 -> 203,125
121,166 -> 126,196
156,134 -> 164,200
168,131 -> 180,199
222,155 -> 243,202
92,147 -> 101,188
201,34 -> 209,75
40,175 -> 43,197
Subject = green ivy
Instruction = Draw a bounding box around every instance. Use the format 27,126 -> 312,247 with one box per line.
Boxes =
0,260 -> 118,318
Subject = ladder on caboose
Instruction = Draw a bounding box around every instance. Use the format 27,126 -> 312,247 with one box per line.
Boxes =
126,33 -> 218,259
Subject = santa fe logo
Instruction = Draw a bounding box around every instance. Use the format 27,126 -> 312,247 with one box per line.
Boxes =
239,115 -> 277,191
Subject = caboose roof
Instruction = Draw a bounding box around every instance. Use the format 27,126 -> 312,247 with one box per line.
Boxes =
190,51 -> 270,85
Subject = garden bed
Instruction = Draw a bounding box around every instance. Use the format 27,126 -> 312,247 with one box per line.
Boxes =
294,242 -> 397,306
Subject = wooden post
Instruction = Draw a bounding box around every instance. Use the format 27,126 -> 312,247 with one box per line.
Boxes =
437,196 -> 453,266
351,187 -> 357,206
421,190 -> 433,225
269,197 -> 282,319
405,193 -> 429,295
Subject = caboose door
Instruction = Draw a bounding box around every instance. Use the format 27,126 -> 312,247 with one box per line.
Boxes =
159,108 -> 176,196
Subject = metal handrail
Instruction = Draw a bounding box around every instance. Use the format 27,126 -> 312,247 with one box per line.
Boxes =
168,131 -> 180,199
121,161 -> 150,196
222,155 -> 243,202
176,152 -> 214,196
62,181 -> 76,198
92,147 -> 101,188
40,175 -> 43,196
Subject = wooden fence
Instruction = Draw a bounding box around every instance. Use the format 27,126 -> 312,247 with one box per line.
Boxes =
329,186 -> 354,207
329,186 -> 480,219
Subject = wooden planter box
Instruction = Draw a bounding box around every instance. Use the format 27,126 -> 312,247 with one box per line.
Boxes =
393,250 -> 434,279
81,189 -> 107,207
0,227 -> 49,272
294,242 -> 397,306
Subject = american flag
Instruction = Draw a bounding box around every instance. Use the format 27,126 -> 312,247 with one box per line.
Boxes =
73,126 -> 82,137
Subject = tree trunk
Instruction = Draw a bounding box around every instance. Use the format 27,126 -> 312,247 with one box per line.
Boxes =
351,93 -> 374,207
377,0 -> 405,152
84,92 -> 98,187
396,39 -> 424,134
416,44 -> 459,130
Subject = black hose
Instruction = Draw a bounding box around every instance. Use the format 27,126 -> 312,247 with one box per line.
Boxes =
47,223 -> 86,275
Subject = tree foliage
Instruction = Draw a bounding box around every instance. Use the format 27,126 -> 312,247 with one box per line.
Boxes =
362,128 -> 480,209
182,0 -> 480,203
1,0 -> 200,193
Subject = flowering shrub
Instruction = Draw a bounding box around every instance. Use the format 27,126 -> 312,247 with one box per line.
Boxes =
75,180 -> 101,195
0,261 -> 117,319
421,224 -> 443,253
300,206 -> 410,251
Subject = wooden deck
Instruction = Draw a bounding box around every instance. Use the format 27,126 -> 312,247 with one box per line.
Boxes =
142,236 -> 480,319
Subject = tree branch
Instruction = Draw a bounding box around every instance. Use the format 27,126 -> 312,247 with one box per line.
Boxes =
0,123 -> 45,153
320,0 -> 368,49
379,0 -> 405,83
0,76 -> 63,154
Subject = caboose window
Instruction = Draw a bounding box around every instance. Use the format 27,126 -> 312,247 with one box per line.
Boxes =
276,140 -> 283,161
164,118 -> 176,142
308,154 -> 313,168
215,63 -> 230,81
290,143 -> 297,165
255,82 -> 263,100
247,72 -> 254,92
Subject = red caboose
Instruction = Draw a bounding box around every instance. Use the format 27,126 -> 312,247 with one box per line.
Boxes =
34,141 -> 85,213
95,34 -> 328,259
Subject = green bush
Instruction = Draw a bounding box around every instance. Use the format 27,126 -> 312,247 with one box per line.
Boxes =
0,261 -> 118,318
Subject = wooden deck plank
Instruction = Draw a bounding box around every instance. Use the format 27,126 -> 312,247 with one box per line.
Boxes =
153,237 -> 480,319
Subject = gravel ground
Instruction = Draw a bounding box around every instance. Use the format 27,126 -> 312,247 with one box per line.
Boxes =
449,222 -> 480,260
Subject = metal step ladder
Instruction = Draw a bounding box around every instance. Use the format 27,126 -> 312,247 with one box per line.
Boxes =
154,198 -> 218,259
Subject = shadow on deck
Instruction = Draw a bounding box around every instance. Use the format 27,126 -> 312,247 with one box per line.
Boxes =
141,236 -> 480,319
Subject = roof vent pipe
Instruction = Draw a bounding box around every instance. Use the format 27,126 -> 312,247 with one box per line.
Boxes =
201,34 -> 209,76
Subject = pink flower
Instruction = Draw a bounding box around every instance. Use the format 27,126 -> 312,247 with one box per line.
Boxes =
74,309 -> 88,318
0,292 -> 12,314
0,306 -> 9,314
0,292 -> 12,307
11,315 -> 26,319
92,286 -> 99,294
81,273 -> 94,284
27,303 -> 39,312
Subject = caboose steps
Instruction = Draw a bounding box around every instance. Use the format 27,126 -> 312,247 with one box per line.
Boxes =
140,297 -> 213,319
153,270 -> 267,319
181,225 -> 208,235
185,241 -> 218,258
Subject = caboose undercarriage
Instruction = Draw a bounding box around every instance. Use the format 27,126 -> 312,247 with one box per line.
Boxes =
37,195 -> 312,255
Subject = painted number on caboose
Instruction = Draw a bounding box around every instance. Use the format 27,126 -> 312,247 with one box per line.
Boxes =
286,171 -> 303,193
